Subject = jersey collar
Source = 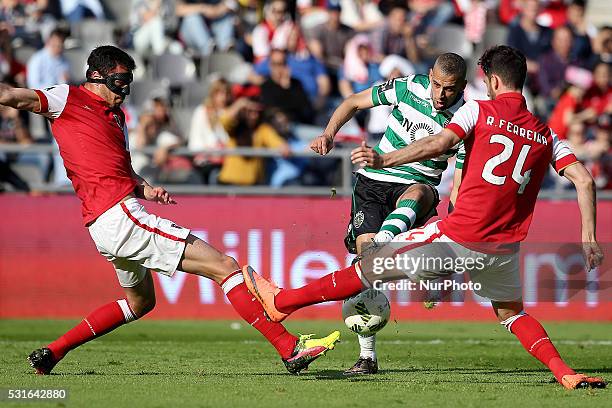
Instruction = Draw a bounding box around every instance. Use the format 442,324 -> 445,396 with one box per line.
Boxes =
494,91 -> 527,108
495,91 -> 525,101
79,84 -> 110,105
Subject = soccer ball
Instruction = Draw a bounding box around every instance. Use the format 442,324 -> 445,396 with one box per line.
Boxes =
342,289 -> 391,336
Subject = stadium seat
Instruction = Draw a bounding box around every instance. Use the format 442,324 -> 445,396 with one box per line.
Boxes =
11,163 -> 44,188
180,80 -> 210,107
130,53 -> 147,80
103,0 -> 134,30
293,124 -> 325,141
28,112 -> 49,141
202,51 -> 246,79
128,79 -> 171,108
208,51 -> 244,72
171,107 -> 195,138
431,24 -> 473,59
71,19 -> 116,48
151,53 -> 197,87
64,48 -> 90,84
14,46 -> 36,65
482,25 -> 509,51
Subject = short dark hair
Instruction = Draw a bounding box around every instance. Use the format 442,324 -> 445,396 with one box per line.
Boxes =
433,53 -> 467,79
86,45 -> 136,77
48,28 -> 67,41
478,45 -> 527,90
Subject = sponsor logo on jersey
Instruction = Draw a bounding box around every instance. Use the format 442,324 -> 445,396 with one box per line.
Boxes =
400,119 -> 435,142
408,92 -> 430,109
410,123 -> 434,142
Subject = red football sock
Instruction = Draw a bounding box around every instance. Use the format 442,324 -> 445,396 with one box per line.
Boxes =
506,313 -> 575,383
221,271 -> 297,360
275,264 -> 365,314
47,299 -> 137,361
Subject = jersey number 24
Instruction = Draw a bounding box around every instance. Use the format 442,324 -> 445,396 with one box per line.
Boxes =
482,134 -> 532,194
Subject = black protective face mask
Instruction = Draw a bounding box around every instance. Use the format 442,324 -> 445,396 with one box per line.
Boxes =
86,71 -> 133,97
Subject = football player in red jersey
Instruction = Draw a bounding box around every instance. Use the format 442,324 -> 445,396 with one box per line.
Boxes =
242,46 -> 606,389
0,46 -> 339,375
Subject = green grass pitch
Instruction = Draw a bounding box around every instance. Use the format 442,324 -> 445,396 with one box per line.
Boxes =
0,320 -> 610,408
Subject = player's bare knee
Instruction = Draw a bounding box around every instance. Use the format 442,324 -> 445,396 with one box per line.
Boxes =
223,254 -> 239,270
214,255 -> 239,281
492,301 -> 523,322
128,293 -> 156,317
401,186 -> 425,202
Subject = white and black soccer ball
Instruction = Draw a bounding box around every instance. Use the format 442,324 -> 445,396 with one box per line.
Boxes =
342,289 -> 391,336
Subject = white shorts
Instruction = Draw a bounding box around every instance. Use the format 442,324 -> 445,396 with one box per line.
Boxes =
363,220 -> 521,302
88,198 -> 190,287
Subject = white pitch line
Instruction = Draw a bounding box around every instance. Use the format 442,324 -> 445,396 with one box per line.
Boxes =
376,339 -> 612,346
230,339 -> 612,346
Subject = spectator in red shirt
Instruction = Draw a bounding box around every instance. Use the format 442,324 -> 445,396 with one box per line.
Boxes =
251,0 -> 296,62
581,61 -> 611,119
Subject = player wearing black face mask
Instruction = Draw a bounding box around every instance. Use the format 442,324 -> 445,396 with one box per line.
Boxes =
86,70 -> 133,97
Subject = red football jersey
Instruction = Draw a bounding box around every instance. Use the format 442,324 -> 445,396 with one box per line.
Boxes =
439,92 -> 578,253
35,84 -> 137,225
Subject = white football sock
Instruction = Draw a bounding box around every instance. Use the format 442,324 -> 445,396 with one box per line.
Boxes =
358,334 -> 377,361
373,229 -> 394,243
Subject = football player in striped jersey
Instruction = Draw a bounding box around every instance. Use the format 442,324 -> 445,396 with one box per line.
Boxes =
311,53 -> 467,375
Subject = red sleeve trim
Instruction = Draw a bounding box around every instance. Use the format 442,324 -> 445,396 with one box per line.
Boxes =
446,123 -> 467,139
554,154 -> 579,174
34,89 -> 48,113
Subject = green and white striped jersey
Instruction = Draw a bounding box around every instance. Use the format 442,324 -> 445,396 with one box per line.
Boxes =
358,74 -> 466,186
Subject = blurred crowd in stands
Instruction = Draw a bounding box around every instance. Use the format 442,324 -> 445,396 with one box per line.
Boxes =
0,0 -> 610,193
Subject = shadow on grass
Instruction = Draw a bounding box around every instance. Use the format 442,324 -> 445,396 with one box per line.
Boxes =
29,367 -> 612,381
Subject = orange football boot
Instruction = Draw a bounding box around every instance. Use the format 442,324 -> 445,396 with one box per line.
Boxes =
242,265 -> 288,322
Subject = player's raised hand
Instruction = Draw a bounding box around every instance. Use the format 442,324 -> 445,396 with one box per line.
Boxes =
144,185 -> 177,205
310,134 -> 334,155
582,240 -> 604,270
351,141 -> 384,169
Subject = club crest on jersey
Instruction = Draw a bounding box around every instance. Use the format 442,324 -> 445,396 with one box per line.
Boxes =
379,78 -> 395,92
353,211 -> 365,229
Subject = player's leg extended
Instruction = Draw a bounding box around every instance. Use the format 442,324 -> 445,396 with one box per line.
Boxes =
344,175 -> 388,374
28,270 -> 153,375
348,233 -> 380,375
350,183 -> 436,374
374,183 -> 437,244
179,235 -> 297,359
494,301 -> 606,389
243,225 -> 443,319
179,235 -> 340,373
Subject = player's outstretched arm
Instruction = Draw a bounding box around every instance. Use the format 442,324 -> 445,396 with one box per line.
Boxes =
310,87 -> 374,155
0,83 -> 41,112
563,162 -> 603,269
351,128 -> 461,168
